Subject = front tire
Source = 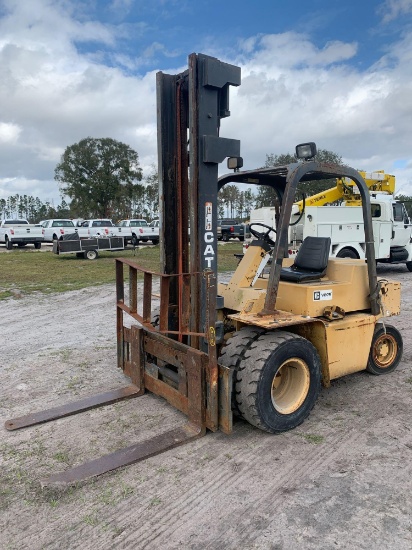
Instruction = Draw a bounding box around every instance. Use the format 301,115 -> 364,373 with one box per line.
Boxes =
219,326 -> 265,415
366,324 -> 403,375
236,331 -> 321,433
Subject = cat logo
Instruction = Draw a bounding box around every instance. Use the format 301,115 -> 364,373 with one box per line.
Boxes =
313,289 -> 333,301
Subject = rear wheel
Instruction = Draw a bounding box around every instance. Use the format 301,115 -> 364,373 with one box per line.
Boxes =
366,324 -> 403,375
236,331 -> 321,433
336,248 -> 358,259
5,237 -> 13,250
34,242 -> 41,249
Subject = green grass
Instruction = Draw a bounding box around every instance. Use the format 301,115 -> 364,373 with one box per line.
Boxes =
0,243 -> 242,299
303,433 -> 325,444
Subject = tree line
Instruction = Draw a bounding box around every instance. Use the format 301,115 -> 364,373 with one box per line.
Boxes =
2,137 -> 411,223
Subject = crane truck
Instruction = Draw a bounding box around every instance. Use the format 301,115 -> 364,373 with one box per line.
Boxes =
249,171 -> 412,270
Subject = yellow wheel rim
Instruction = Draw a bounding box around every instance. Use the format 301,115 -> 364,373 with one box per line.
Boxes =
271,358 -> 310,414
373,333 -> 398,368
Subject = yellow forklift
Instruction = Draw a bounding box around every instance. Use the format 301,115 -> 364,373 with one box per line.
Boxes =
5,53 -> 403,485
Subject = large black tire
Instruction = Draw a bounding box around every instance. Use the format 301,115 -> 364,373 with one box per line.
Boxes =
366,324 -> 403,375
336,248 -> 358,259
5,237 -> 13,250
34,242 -> 41,249
219,326 -> 266,415
406,261 -> 412,272
236,331 -> 322,433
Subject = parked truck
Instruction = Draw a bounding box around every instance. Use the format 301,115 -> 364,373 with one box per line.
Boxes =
117,219 -> 159,245
75,219 -> 132,241
40,219 -> 77,242
217,218 -> 247,241
248,171 -> 412,270
0,219 -> 43,249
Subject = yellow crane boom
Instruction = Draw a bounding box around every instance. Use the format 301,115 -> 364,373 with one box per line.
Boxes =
294,170 -> 396,212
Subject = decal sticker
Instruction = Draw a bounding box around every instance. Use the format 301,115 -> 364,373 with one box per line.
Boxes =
313,289 -> 333,301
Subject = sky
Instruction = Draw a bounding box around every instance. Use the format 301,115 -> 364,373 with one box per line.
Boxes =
1,0 -> 412,205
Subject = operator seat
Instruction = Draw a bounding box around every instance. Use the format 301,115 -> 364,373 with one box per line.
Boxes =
280,236 -> 331,283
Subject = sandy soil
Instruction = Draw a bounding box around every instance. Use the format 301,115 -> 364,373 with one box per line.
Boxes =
1,264 -> 412,549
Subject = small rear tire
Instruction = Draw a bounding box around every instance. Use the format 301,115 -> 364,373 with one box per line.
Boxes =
366,324 -> 403,375
5,238 -> 13,250
86,249 -> 98,260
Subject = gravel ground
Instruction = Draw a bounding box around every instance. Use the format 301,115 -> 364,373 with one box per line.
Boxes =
0,264 -> 411,549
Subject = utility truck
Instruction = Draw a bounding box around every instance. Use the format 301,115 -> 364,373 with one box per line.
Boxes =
249,171 -> 412,270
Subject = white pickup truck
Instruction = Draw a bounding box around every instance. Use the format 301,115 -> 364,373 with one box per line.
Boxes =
0,219 -> 44,249
40,219 -> 77,242
75,219 -> 132,241
118,219 -> 159,245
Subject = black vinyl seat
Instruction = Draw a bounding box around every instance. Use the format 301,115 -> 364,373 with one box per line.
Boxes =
280,236 -> 331,283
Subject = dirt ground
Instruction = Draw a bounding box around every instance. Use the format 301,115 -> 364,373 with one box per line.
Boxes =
1,264 -> 411,550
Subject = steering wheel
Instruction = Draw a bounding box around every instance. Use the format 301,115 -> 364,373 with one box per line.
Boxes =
249,223 -> 276,246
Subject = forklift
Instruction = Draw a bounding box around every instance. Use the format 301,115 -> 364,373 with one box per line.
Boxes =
5,53 -> 403,485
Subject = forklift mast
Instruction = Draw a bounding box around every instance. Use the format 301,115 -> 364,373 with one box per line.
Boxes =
157,53 -> 241,345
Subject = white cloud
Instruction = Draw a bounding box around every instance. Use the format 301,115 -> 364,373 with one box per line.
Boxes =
379,0 -> 412,22
0,122 -> 21,144
0,0 -> 412,207
222,29 -> 412,195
